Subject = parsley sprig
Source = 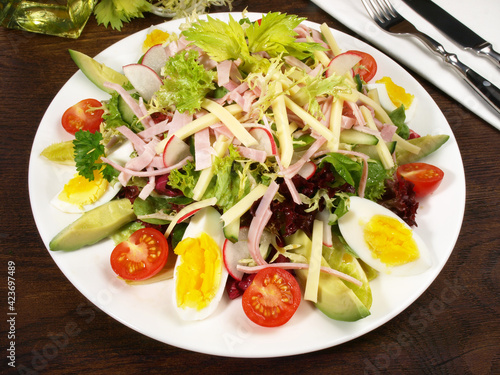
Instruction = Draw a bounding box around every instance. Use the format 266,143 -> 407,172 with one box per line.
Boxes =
73,130 -> 117,182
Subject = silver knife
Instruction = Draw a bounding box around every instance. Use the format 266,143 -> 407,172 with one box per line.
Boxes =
402,0 -> 500,68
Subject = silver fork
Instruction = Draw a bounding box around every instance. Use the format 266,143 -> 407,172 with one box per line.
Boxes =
361,0 -> 500,116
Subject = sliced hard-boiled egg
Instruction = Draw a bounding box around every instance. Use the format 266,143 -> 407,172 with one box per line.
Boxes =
50,140 -> 133,214
338,197 -> 432,276
366,77 -> 417,123
50,169 -> 122,214
142,28 -> 171,53
172,206 -> 228,321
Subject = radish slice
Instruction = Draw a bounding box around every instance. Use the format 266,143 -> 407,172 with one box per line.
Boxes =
223,227 -> 250,281
249,127 -> 277,156
163,135 -> 191,167
326,52 -> 362,78
178,208 -> 200,223
297,161 -> 316,180
123,63 -> 162,101
142,44 -> 168,76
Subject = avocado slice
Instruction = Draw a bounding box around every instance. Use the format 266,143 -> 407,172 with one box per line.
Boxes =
395,134 -> 449,165
69,49 -> 129,94
50,198 -> 136,251
287,231 -> 371,322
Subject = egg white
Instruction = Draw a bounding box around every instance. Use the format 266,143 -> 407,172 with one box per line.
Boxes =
50,140 -> 134,214
338,197 -> 432,276
50,176 -> 123,214
172,206 -> 229,321
366,83 -> 417,123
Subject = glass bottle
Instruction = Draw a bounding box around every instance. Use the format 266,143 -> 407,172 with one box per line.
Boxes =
0,0 -> 95,39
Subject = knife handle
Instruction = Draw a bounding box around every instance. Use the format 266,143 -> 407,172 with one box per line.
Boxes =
475,43 -> 500,69
464,69 -> 500,112
409,30 -> 500,115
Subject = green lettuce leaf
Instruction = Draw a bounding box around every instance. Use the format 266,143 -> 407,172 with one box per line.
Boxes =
133,195 -> 193,224
153,49 -> 216,114
364,159 -> 390,201
389,105 -> 410,139
319,153 -> 362,187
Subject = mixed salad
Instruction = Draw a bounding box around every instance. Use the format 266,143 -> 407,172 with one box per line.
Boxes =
42,12 -> 449,328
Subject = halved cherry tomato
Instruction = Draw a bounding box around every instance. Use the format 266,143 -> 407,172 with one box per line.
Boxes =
110,228 -> 169,281
242,267 -> 301,327
397,162 -> 444,198
346,50 -> 377,82
61,98 -> 104,135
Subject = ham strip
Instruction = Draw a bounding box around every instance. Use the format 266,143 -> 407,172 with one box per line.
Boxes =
102,156 -> 192,177
117,125 -> 145,154
281,137 -> 326,179
337,150 -> 369,198
346,101 -> 366,127
247,181 -> 279,266
284,177 -> 302,204
284,55 -> 311,73
138,171 -> 156,200
194,127 -> 212,171
124,138 -> 158,171
168,110 -> 193,134
138,97 -> 155,129
235,146 -> 267,163
236,263 -> 362,286
217,60 -> 233,87
138,119 -> 170,139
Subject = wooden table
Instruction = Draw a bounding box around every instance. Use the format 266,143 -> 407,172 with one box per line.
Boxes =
1,1 -> 498,374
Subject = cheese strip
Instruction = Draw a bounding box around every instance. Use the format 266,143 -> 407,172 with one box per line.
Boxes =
192,135 -> 231,201
360,106 -> 394,169
272,81 -> 294,167
320,23 -> 342,56
284,96 -> 334,142
328,97 -> 343,152
164,197 -> 218,238
220,184 -> 269,226
155,104 -> 243,154
201,99 -> 257,147
304,220 -> 323,303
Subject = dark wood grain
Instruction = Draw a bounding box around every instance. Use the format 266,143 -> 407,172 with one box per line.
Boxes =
1,1 -> 499,374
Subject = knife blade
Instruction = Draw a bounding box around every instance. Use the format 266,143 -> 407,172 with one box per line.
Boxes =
402,0 -> 500,68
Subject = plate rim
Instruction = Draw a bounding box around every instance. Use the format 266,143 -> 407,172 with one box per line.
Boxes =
28,11 -> 466,358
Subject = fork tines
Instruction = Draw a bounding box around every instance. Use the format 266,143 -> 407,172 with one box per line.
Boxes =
362,0 -> 400,25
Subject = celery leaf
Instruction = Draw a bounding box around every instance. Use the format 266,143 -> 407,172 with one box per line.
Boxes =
94,0 -> 151,31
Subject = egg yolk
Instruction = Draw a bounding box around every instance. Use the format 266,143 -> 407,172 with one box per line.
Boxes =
376,76 -> 414,109
363,215 -> 419,267
58,170 -> 108,209
174,232 -> 222,311
142,29 -> 170,53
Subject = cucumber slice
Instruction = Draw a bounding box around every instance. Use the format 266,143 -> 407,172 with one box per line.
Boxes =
340,129 -> 379,145
117,95 -> 137,125
223,217 -> 240,243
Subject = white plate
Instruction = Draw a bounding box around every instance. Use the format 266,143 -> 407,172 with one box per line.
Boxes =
28,12 -> 465,358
